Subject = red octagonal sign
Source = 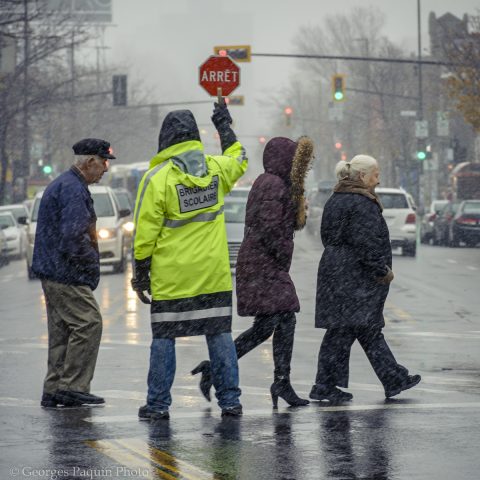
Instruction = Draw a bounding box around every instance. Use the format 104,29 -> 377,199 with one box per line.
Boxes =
199,55 -> 240,97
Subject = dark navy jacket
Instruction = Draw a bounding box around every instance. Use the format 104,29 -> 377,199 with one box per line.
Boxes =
315,192 -> 392,330
32,167 -> 100,290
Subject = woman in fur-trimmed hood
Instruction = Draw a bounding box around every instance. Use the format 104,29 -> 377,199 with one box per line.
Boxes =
191,136 -> 314,408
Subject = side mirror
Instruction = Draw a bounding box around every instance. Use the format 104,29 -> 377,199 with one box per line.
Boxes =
118,208 -> 131,219
17,216 -> 28,225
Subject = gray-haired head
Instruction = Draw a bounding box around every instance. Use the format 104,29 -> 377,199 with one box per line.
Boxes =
335,154 -> 378,181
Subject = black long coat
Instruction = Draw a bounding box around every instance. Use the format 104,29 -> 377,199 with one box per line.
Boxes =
315,192 -> 392,329
236,137 -> 300,316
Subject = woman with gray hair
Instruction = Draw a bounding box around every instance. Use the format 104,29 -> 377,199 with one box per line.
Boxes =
309,154 -> 421,402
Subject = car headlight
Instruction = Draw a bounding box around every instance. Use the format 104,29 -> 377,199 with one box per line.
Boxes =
122,221 -> 134,233
97,228 -> 117,240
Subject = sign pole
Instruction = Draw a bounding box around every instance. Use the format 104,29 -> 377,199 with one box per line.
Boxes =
217,87 -> 224,105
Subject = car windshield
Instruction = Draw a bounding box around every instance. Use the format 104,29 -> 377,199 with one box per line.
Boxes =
114,192 -> 132,211
377,193 -> 409,209
432,200 -> 448,213
91,193 -> 115,217
0,214 -> 15,228
463,202 -> 480,214
224,200 -> 246,223
228,189 -> 250,198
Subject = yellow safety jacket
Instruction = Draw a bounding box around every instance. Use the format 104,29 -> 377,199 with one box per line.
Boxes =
133,139 -> 248,338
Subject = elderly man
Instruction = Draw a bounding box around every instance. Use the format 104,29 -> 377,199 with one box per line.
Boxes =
33,138 -> 115,408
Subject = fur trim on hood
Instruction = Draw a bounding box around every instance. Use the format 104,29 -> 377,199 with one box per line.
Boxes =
290,136 -> 314,231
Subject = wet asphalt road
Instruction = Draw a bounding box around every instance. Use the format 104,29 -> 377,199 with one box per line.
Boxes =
1,232 -> 480,480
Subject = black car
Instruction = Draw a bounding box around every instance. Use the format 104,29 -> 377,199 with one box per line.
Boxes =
448,200 -> 480,247
432,202 -> 460,246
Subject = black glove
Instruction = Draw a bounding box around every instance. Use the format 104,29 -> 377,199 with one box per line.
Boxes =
131,257 -> 152,304
211,102 -> 237,152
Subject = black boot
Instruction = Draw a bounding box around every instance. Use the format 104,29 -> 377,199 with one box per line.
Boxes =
191,360 -> 212,402
270,377 -> 309,408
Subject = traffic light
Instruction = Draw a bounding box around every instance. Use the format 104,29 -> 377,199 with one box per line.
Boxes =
284,107 -> 293,126
334,141 -> 342,150
112,75 -> 127,106
332,74 -> 346,102
214,45 -> 251,62
416,140 -> 426,161
42,165 -> 52,175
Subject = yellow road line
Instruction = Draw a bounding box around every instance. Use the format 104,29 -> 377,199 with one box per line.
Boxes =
385,302 -> 416,324
86,439 -> 177,480
86,438 -> 212,480
116,438 -> 209,480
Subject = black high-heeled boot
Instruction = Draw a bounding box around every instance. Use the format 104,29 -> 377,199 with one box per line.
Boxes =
270,377 -> 310,408
191,360 -> 212,402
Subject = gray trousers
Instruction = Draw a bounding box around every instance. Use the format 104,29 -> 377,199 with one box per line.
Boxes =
41,279 -> 102,394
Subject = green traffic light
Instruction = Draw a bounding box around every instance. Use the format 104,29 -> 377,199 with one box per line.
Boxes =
42,165 -> 53,174
334,91 -> 344,101
417,151 -> 426,161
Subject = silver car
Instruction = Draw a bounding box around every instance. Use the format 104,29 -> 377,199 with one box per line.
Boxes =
224,195 -> 247,269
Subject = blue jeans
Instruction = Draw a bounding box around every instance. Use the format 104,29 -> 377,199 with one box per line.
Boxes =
146,332 -> 241,411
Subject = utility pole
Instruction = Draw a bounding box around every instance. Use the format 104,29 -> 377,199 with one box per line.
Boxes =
20,0 -> 30,201
416,0 -> 424,204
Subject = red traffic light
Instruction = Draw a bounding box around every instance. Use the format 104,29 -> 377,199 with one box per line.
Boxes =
259,136 -> 266,144
218,49 -> 227,57
335,142 -> 342,150
284,107 -> 293,116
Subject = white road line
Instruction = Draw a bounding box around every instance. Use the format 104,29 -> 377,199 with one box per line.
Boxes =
466,266 -> 478,271
84,402 -> 480,423
447,259 -> 458,264
392,331 -> 480,340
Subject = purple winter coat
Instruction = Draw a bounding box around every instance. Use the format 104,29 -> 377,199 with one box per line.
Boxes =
236,137 -> 300,316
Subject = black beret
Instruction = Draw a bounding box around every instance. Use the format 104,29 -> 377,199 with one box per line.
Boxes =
72,138 -> 116,159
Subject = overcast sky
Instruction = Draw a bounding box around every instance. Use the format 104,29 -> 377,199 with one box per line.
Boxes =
101,0 -> 478,154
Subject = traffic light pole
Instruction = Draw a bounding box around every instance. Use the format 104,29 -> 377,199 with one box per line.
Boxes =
251,52 -> 455,67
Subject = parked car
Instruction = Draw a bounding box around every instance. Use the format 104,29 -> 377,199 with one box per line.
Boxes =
448,200 -> 480,247
0,204 -> 30,225
0,211 -> 27,259
26,186 -> 131,279
376,187 -> 417,257
432,201 -> 461,246
224,195 -> 247,269
0,229 -> 9,267
420,199 -> 448,244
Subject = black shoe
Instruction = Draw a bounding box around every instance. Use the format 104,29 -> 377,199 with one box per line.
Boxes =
221,405 -> 243,417
138,405 -> 170,420
41,393 -> 60,408
270,379 -> 309,408
56,390 -> 104,406
385,374 -> 421,398
309,385 -> 353,402
191,360 -> 212,402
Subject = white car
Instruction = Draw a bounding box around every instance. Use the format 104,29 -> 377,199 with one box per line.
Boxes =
26,186 -> 131,279
376,187 -> 417,257
0,211 -> 27,259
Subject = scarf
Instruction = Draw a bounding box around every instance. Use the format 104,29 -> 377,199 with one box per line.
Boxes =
333,178 -> 383,211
